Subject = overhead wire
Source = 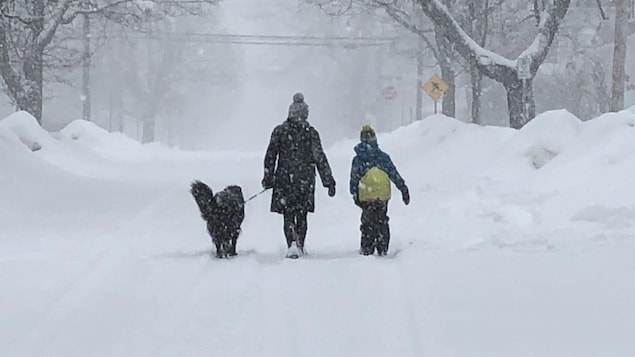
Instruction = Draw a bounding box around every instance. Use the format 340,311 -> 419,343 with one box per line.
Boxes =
88,31 -> 398,47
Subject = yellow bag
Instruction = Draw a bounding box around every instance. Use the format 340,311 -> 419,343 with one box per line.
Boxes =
358,167 -> 391,202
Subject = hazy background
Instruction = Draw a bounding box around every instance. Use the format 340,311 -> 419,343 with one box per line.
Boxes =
1,0 -> 633,151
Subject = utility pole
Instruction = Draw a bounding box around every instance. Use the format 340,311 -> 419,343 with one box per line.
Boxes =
81,3 -> 91,121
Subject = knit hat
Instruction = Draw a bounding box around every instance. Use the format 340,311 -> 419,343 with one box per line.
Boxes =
288,92 -> 309,119
360,124 -> 377,143
293,92 -> 304,103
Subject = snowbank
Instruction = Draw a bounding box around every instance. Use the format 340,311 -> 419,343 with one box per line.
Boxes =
0,112 -> 77,182
4,107 -> 635,246
0,111 -> 57,152
57,119 -> 215,162
0,113 -> 239,180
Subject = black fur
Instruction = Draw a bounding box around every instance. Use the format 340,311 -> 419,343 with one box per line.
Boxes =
190,180 -> 245,258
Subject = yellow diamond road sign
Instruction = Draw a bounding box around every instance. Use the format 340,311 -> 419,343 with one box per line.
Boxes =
423,74 -> 449,101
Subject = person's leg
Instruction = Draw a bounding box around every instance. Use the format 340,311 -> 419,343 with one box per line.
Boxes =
375,201 -> 390,255
283,212 -> 296,248
296,210 -> 308,253
228,229 -> 239,256
365,201 -> 382,255
360,203 -> 374,255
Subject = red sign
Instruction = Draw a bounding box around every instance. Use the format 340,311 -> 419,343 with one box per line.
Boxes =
382,86 -> 397,100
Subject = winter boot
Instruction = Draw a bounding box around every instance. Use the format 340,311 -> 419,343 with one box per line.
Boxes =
286,241 -> 300,259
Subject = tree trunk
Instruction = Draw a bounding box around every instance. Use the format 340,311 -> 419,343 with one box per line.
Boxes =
471,67 -> 483,125
415,39 -> 424,121
142,117 -> 155,143
82,13 -> 91,121
467,0 -> 489,125
610,0 -> 628,112
0,22 -> 23,110
20,49 -> 44,124
440,63 -> 455,117
7,0 -> 47,124
505,78 -> 535,129
116,92 -> 124,132
435,24 -> 455,117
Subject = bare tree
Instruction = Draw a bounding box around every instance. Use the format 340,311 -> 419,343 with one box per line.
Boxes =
0,0 -> 75,123
0,0 -> 217,125
378,0 -> 571,129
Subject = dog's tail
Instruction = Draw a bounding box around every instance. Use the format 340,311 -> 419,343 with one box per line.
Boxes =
190,180 -> 215,221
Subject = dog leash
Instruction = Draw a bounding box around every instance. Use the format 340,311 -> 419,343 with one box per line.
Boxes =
244,188 -> 269,203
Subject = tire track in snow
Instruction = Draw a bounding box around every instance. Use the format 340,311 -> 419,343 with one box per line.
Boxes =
246,255 -> 422,357
393,250 -> 427,356
139,258 -> 266,357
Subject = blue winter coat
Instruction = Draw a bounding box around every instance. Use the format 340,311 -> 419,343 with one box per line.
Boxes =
349,142 -> 407,200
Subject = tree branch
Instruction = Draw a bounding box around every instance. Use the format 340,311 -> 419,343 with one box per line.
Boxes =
0,10 -> 37,25
595,0 -> 607,20
36,0 -> 74,50
518,0 -> 571,74
413,0 -> 570,82
415,0 -> 515,80
378,3 -> 438,60
62,0 -> 139,25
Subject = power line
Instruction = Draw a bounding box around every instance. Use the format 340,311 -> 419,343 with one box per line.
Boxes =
164,32 -> 398,41
90,31 -> 398,47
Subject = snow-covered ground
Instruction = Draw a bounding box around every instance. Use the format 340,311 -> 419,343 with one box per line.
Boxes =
2,109 -> 635,356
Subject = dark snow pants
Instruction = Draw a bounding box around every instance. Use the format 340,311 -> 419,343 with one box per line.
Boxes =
283,209 -> 308,250
359,200 -> 390,255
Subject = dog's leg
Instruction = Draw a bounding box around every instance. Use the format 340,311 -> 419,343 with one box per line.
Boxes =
229,238 -> 237,256
214,239 -> 223,259
225,240 -> 232,257
228,231 -> 238,256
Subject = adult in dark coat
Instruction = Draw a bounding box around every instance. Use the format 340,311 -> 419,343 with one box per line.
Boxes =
262,93 -> 336,254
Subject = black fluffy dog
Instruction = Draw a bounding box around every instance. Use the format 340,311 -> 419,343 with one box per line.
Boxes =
190,180 -> 245,258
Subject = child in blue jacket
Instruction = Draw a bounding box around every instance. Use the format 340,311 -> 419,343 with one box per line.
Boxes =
349,125 -> 410,255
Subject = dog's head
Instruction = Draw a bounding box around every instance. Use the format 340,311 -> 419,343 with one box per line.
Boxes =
214,185 -> 245,217
224,185 -> 244,202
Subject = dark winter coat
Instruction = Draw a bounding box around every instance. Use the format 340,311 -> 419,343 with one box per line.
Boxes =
263,118 -> 335,214
349,142 -> 407,200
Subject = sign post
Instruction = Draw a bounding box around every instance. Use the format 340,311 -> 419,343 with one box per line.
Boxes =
382,86 -> 397,100
422,74 -> 449,114
517,56 -> 531,124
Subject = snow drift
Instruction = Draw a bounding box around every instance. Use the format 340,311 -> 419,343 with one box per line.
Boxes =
1,109 -> 634,357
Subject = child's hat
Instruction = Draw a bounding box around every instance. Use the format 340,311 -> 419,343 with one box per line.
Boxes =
360,124 -> 377,143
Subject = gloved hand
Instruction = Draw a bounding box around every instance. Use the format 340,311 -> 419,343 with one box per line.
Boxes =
401,187 -> 410,205
262,177 -> 274,190
328,184 -> 336,197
